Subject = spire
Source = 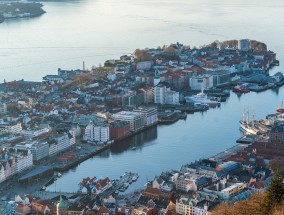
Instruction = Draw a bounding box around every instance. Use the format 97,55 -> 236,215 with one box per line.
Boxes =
154,69 -> 160,79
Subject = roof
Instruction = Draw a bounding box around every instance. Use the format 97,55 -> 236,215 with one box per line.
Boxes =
19,166 -> 53,181
57,196 -> 66,208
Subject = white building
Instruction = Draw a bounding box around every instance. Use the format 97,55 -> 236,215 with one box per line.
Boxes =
23,127 -> 51,140
107,72 -> 117,82
189,75 -> 213,90
220,183 -> 246,200
0,150 -> 33,184
0,102 -> 7,114
84,122 -> 110,142
154,82 -> 179,105
16,141 -> 49,161
176,197 -> 210,215
112,111 -> 144,132
0,122 -> 22,135
48,132 -> 74,156
133,107 -> 158,127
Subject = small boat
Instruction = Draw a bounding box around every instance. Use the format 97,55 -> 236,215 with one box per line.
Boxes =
131,147 -> 136,150
132,176 -> 138,182
233,84 -> 250,93
277,102 -> 284,113
57,173 -> 62,177
41,186 -> 46,191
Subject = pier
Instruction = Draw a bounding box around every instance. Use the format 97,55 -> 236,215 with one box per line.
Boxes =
100,172 -> 138,198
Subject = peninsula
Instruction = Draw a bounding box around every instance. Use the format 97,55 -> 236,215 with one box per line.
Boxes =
0,2 -> 45,23
0,39 -> 283,214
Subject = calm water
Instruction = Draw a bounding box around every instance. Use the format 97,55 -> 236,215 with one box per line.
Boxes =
0,0 -> 284,81
1,0 -> 284,192
47,86 -> 284,193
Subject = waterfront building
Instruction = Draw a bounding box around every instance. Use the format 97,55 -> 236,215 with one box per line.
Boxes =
0,122 -> 22,135
133,107 -> 158,127
109,121 -> 131,141
112,111 -> 144,132
84,121 -> 110,142
154,82 -> 179,105
16,140 -> 49,161
269,124 -> 284,143
189,74 -> 213,90
206,70 -> 231,87
48,133 -> 74,156
0,150 -> 33,184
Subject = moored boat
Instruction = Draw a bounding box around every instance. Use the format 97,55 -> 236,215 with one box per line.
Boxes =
233,84 -> 250,93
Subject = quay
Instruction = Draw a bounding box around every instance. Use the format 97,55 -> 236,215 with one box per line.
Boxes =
211,144 -> 248,160
100,172 -> 139,198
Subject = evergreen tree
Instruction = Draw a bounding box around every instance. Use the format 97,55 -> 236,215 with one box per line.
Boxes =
262,171 -> 284,215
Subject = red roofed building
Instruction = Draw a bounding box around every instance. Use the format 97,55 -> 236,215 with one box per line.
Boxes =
97,206 -> 110,215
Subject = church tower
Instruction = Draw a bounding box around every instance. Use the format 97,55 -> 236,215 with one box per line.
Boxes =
56,196 -> 67,215
154,69 -> 160,87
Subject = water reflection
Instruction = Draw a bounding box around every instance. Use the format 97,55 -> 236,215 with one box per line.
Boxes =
110,125 -> 158,154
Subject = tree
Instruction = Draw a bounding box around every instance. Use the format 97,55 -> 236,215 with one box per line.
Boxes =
134,49 -> 152,62
262,171 -> 284,215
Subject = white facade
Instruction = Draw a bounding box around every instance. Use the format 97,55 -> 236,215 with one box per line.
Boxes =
112,111 -> 144,132
16,141 -> 49,161
23,127 -> 50,140
189,75 -> 213,90
84,122 -> 110,142
176,197 -> 210,215
0,122 -> 22,135
133,107 -> 158,127
154,83 -> 179,105
48,133 -> 74,156
107,72 -> 117,82
220,183 -> 246,200
0,151 -> 33,184
0,103 -> 7,114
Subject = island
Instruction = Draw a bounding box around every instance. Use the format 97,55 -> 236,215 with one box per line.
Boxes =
0,2 -> 45,23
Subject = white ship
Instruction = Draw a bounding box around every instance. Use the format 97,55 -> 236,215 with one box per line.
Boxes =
185,90 -> 220,106
239,110 -> 261,135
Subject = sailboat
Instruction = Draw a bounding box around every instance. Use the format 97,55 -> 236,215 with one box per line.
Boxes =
277,101 -> 284,113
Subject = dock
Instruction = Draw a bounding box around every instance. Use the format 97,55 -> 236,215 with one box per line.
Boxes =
100,172 -> 138,198
211,144 -> 248,160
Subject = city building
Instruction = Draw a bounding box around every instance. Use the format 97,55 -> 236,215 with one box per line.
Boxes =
176,196 -> 210,215
0,150 -> 33,183
133,107 -> 158,127
16,141 -> 49,161
0,102 -> 7,114
109,121 -> 131,141
48,133 -> 74,156
112,111 -> 144,132
189,74 -> 213,90
238,39 -> 250,51
269,124 -> 284,143
84,121 -> 110,142
23,127 -> 51,140
0,122 -> 22,135
154,82 -> 179,105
